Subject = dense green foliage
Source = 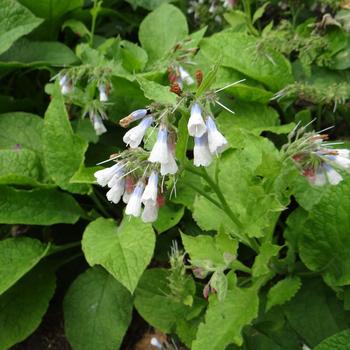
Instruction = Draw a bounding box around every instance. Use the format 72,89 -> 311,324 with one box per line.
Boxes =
1,0 -> 350,349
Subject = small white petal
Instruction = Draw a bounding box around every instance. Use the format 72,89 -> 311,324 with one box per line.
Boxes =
91,114 -> 107,135
325,165 -> 343,185
94,163 -> 121,187
194,134 -> 213,167
123,191 -> 131,203
59,74 -> 68,87
179,66 -> 194,85
130,109 -> 148,122
150,337 -> 162,349
337,149 -> 350,158
107,171 -> 124,188
206,116 -> 228,154
142,202 -> 159,223
141,171 -> 158,205
125,182 -> 144,217
160,151 -> 178,175
188,103 -> 207,137
314,168 -> 327,186
99,85 -> 108,102
61,83 -> 72,95
123,116 -> 153,148
106,180 -> 125,204
302,345 -> 311,350
333,155 -> 350,169
148,127 -> 169,164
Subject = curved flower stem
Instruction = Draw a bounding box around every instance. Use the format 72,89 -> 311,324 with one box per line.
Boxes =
182,181 -> 222,209
184,165 -> 259,251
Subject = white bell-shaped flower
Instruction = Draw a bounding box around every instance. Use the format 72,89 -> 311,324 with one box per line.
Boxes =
123,190 -> 131,204
188,103 -> 207,137
91,113 -> 107,135
324,164 -> 343,185
106,178 -> 125,204
206,116 -> 228,154
125,182 -> 145,217
123,116 -> 153,148
141,202 -> 159,223
148,127 -> 169,164
179,66 -> 194,85
337,149 -> 350,158
314,167 -> 327,186
330,155 -> 350,169
141,171 -> 158,205
129,109 -> 148,122
98,84 -> 108,102
160,150 -> 178,175
94,163 -> 121,187
194,134 -> 213,167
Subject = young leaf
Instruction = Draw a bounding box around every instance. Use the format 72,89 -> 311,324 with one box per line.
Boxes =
0,0 -> 43,55
0,186 -> 82,225
0,237 -> 49,295
64,267 -> 133,350
43,84 -> 90,194
192,286 -> 259,349
252,242 -> 280,277
139,4 -> 188,63
82,217 -> 155,293
0,264 -> 56,350
266,276 -> 301,311
137,77 -> 177,104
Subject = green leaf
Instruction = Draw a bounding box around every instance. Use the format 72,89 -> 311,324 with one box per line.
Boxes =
0,186 -> 82,225
175,111 -> 189,164
252,2 -> 270,24
120,40 -> 148,72
0,0 -> 43,55
43,84 -> 89,194
134,268 -> 200,332
252,242 -> 280,277
64,267 -> 133,350
0,38 -> 78,68
195,64 -> 219,98
299,178 -> 350,286
266,276 -> 301,311
0,264 -> 56,350
182,231 -> 238,268
139,4 -> 188,64
0,149 -> 44,185
153,202 -> 185,233
62,19 -> 91,38
0,237 -> 49,295
70,165 -> 100,184
200,32 -> 293,91
137,77 -> 177,104
192,286 -> 259,349
82,217 -> 155,293
126,0 -> 173,10
0,112 -> 43,154
17,0 -> 83,20
283,278 -> 350,347
314,330 -> 350,350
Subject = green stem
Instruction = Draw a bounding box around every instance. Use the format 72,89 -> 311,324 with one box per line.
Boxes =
89,0 -> 101,47
183,181 -> 222,209
47,241 -> 81,256
90,190 -> 110,217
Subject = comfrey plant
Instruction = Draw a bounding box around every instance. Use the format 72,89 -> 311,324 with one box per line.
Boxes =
93,68 -> 240,223
283,122 -> 350,186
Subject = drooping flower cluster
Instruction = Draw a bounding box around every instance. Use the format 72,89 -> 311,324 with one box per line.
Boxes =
57,69 -> 111,136
93,67 -> 239,222
94,148 -> 166,223
284,124 -> 350,186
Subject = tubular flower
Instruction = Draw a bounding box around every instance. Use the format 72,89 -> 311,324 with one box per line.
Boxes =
94,163 -> 122,187
125,182 -> 145,217
148,127 -> 169,164
98,84 -> 108,102
206,116 -> 228,154
90,112 -> 107,136
123,116 -> 153,148
179,66 -> 195,85
188,103 -> 207,137
194,134 -> 213,167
